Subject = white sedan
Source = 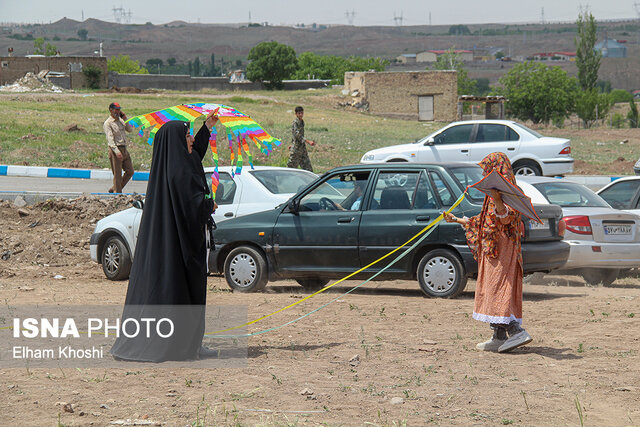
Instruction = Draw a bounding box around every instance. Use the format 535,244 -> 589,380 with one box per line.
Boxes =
518,176 -> 640,286
361,120 -> 573,176
90,166 -> 317,280
596,176 -> 640,216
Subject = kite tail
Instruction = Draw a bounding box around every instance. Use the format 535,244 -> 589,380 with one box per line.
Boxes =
228,132 -> 236,173
249,134 -> 269,156
241,135 -> 254,169
208,129 -> 219,200
235,135 -> 243,176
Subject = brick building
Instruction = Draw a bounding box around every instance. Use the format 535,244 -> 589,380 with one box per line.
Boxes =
0,56 -> 108,89
344,71 -> 457,121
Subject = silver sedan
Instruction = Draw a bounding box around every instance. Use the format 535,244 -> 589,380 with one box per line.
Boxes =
518,176 -> 640,286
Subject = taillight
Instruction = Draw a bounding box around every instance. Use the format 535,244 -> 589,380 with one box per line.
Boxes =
558,218 -> 566,237
559,146 -> 571,155
563,215 -> 592,235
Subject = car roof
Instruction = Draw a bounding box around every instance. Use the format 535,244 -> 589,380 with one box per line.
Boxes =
203,165 -> 317,174
517,176 -> 567,185
444,119 -> 518,126
326,162 -> 479,173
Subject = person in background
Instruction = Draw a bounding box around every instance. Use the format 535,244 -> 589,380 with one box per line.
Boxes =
444,152 -> 532,353
104,102 -> 134,193
287,106 -> 316,172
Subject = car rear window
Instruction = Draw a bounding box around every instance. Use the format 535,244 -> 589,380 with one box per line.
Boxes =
532,182 -> 610,208
512,122 -> 542,138
448,166 -> 485,202
250,170 -> 316,194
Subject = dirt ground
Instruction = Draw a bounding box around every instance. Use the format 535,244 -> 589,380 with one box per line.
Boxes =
1,198 -> 639,426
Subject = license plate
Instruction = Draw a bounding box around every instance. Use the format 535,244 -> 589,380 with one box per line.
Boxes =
604,224 -> 632,235
530,219 -> 548,230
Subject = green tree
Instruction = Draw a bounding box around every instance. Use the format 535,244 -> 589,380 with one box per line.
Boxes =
33,37 -> 45,54
609,88 -> 633,104
246,41 -> 298,89
628,100 -> 639,128
575,12 -> 600,91
575,88 -> 611,128
82,65 -> 103,89
107,55 -> 149,74
193,57 -> 201,76
498,61 -> 578,125
33,38 -> 58,56
448,25 -> 471,35
167,57 -> 176,66
431,50 -> 476,95
145,58 -> 163,73
293,52 -> 387,84
495,51 -> 505,60
77,28 -> 88,41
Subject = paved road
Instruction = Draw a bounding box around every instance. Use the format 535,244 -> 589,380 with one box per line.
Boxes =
0,176 -> 148,194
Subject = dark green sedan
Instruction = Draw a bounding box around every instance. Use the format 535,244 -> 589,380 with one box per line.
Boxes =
210,163 -> 569,298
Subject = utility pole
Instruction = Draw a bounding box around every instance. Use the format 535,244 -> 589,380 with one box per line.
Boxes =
393,11 -> 403,26
540,7 -> 545,25
345,10 -> 356,25
81,9 -> 84,21
248,11 -> 252,25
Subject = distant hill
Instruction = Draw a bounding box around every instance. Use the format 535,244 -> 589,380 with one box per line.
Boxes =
1,18 -> 639,89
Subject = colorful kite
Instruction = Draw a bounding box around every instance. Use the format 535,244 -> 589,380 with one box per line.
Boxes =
126,103 -> 281,199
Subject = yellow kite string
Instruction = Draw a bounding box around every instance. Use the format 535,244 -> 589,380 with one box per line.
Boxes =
206,192 -> 467,336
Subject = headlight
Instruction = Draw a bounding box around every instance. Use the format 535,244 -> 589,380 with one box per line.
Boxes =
361,154 -> 375,162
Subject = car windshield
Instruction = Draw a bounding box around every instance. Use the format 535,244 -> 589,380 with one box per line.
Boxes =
512,122 -> 543,138
448,166 -> 486,201
532,182 -> 610,208
250,170 -> 316,194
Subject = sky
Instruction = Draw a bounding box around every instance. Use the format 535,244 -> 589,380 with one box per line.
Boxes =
0,0 -> 637,27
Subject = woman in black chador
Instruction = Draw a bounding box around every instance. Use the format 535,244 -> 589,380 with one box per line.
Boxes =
111,114 -> 216,362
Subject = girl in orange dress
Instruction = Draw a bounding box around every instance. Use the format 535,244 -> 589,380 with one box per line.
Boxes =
445,152 -> 533,352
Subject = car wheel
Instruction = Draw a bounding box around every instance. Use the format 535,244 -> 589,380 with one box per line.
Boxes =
296,278 -> 330,291
513,160 -> 542,176
417,249 -> 467,298
581,268 -> 619,286
224,246 -> 268,292
101,235 -> 132,281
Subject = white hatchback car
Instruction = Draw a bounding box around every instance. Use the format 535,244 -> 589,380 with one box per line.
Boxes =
90,166 -> 317,280
361,120 -> 573,176
517,176 -> 640,286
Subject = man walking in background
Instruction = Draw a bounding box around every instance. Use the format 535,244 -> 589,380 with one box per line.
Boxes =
287,106 -> 315,172
104,102 -> 134,193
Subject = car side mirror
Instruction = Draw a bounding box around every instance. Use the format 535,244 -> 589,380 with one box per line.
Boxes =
287,199 -> 299,214
132,200 -> 144,210
424,137 -> 434,146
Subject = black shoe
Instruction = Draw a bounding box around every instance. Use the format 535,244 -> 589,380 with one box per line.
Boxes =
198,346 -> 218,359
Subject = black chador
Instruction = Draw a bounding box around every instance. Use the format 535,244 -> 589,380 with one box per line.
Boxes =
111,121 -> 214,362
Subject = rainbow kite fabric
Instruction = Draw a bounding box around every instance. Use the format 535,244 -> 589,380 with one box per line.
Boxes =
126,103 -> 282,200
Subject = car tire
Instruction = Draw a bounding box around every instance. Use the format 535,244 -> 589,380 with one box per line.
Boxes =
296,278 -> 330,291
101,235 -> 132,281
417,249 -> 467,298
513,160 -> 542,176
224,246 -> 268,292
581,268 -> 619,286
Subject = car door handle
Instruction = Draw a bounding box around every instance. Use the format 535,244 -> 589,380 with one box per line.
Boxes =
460,149 -> 469,153
224,212 -> 234,217
507,147 -> 515,151
337,217 -> 354,224
416,215 -> 430,222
